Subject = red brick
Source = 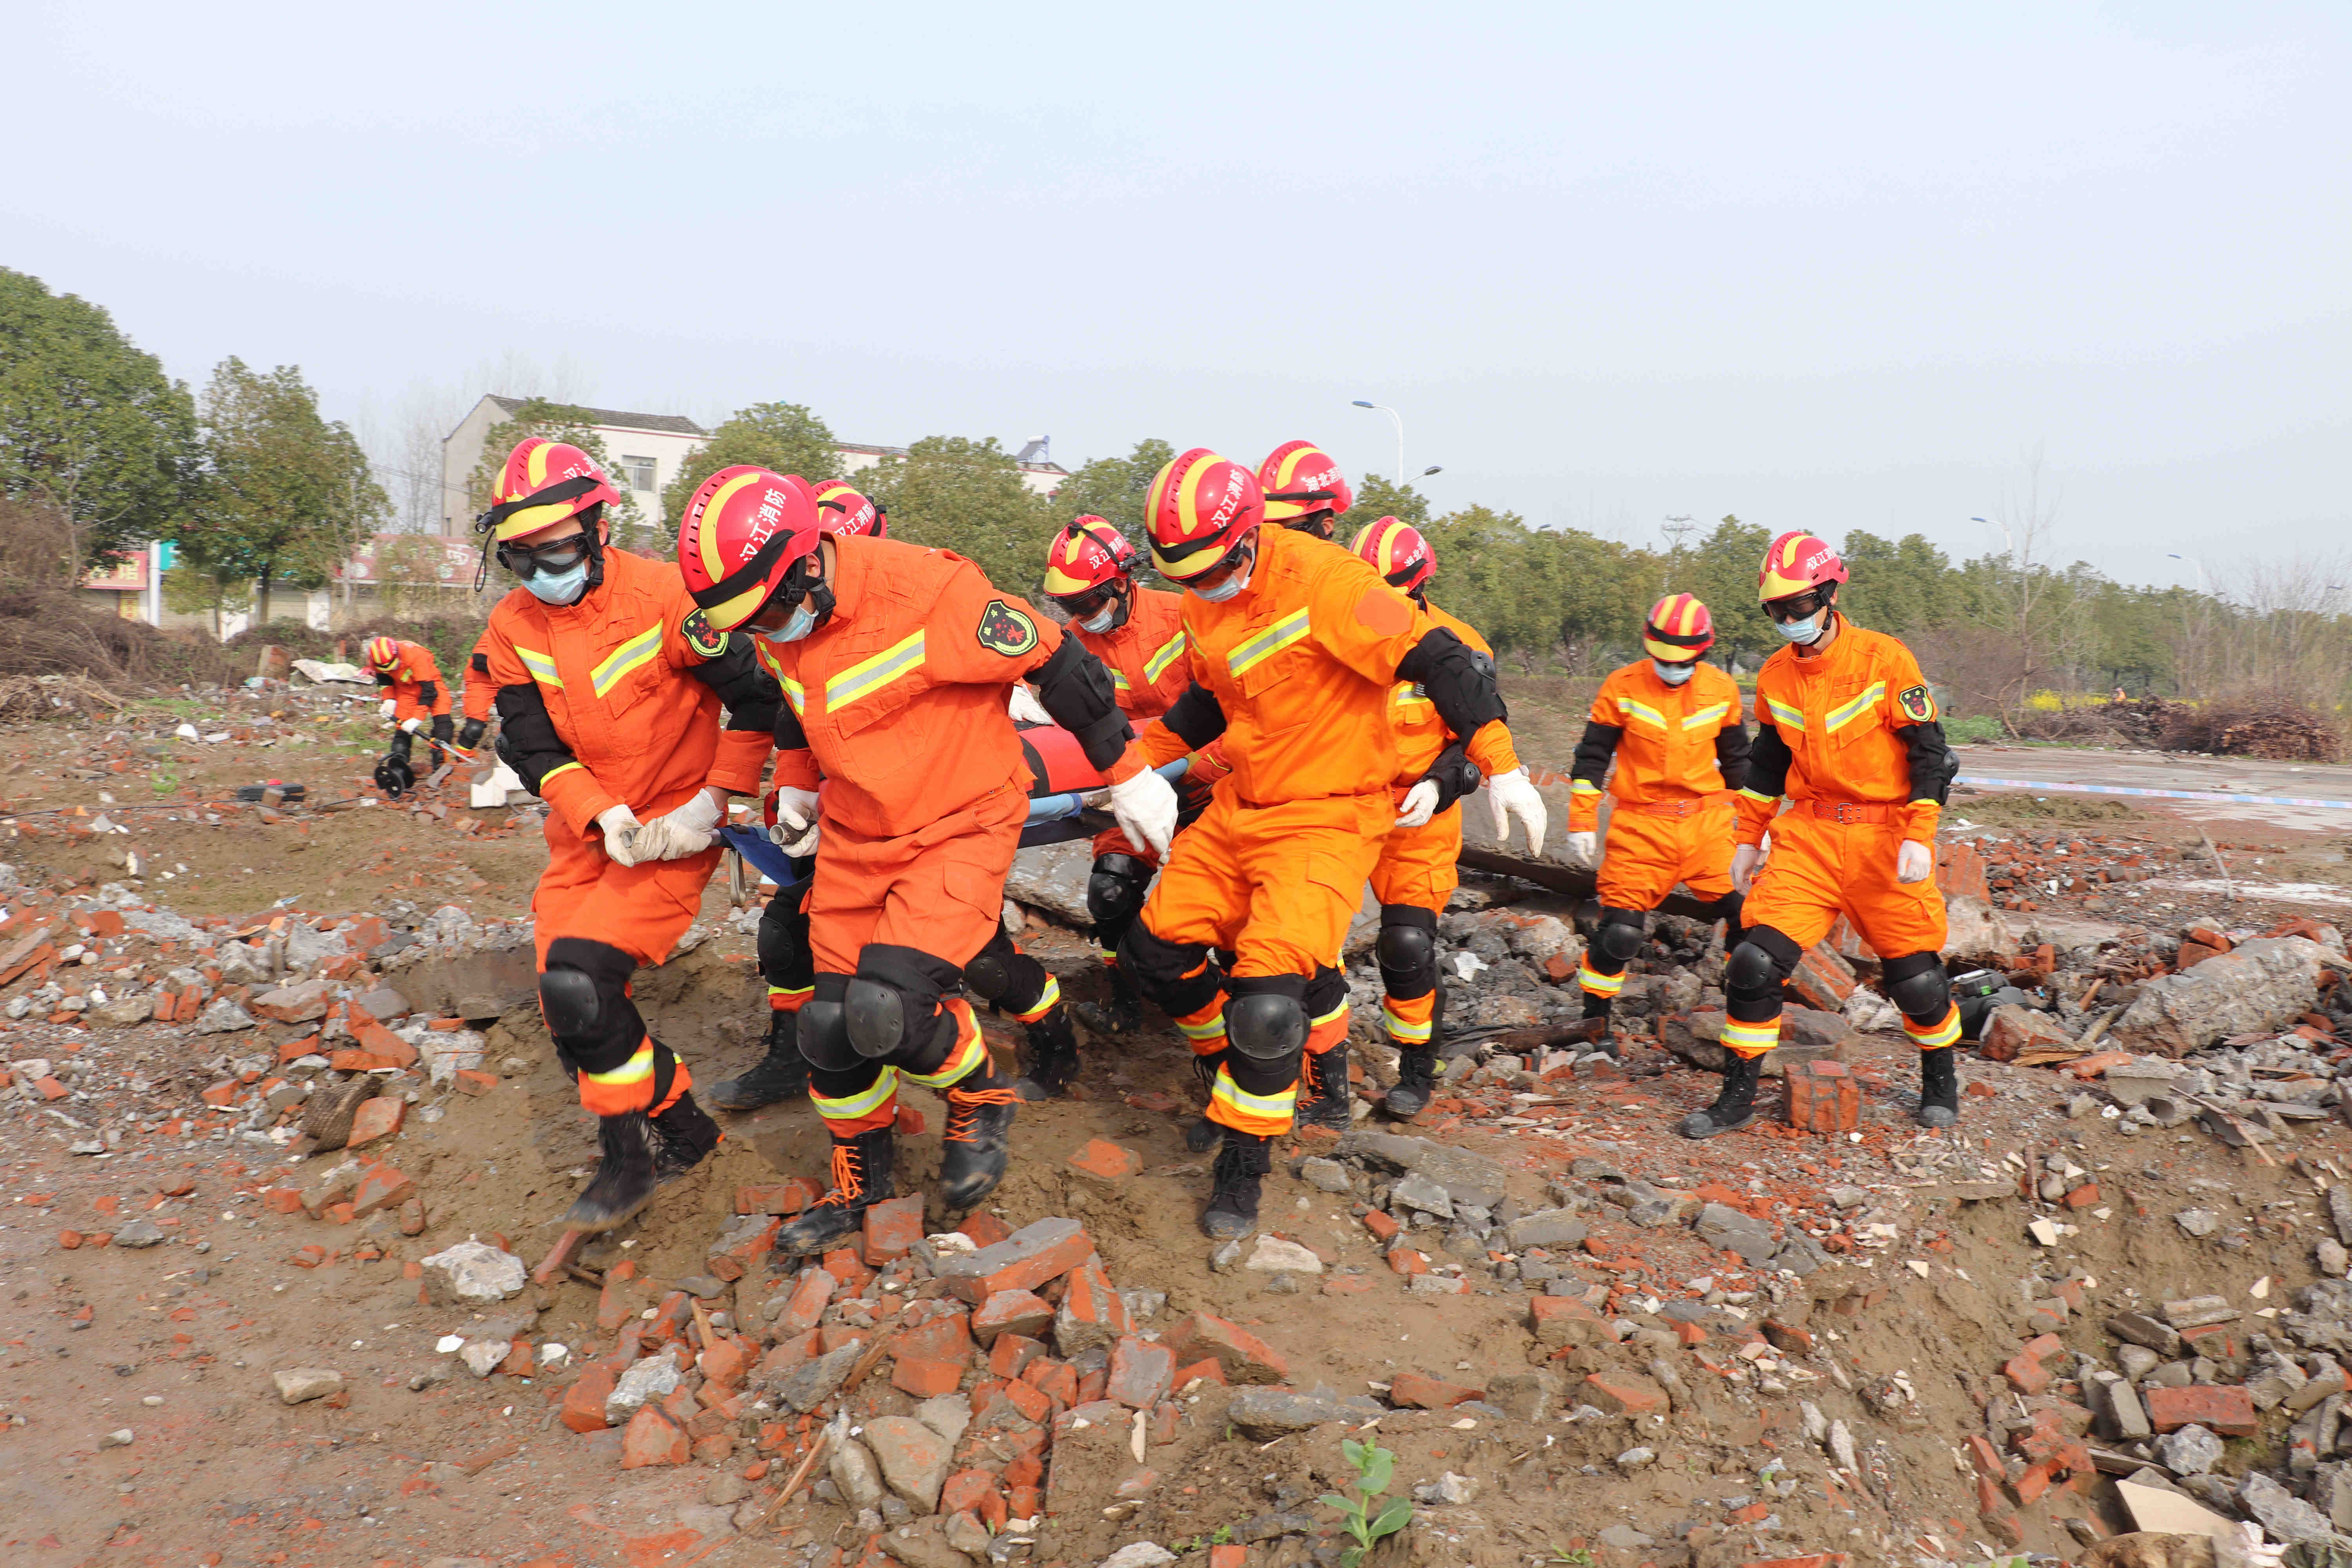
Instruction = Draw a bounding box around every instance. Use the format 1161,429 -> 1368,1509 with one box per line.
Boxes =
56,1228 -> 81,1249
1582,1371 -> 1668,1416
756,1331 -> 820,1381
2178,1323 -> 2238,1359
940,1470 -> 998,1517
892,1309 -> 974,1366
822,1249 -> 874,1289
1174,1357 -> 1227,1389
776,1269 -> 835,1336
1107,1336 -> 1175,1409
862,1194 -> 925,1265
940,1221 -> 1095,1304
895,1104 -> 926,1136
1386,1243 -> 1426,1276
563,1365 -> 618,1434
276,1033 -> 321,1065
989,1333 -> 1046,1380
1067,1138 -> 1142,1182
349,1163 -> 414,1217
973,1289 -> 1054,1347
1784,1060 -> 1859,1134
1007,1484 -> 1042,1519
452,1069 -> 497,1096
958,1213 -> 1012,1247
1024,1357 -> 1078,1407
736,1183 -> 808,1216
1362,1209 -> 1401,1243
1322,1276 -> 1372,1296
2143,1383 -> 2257,1436
700,1336 -> 751,1390
1964,1434 -> 2003,1478
1001,1378 -> 1053,1423
892,1357 -> 965,1399
2021,1332 -> 2063,1361
1791,944 -> 1857,1011
1162,1312 -> 1288,1385
262,1188 -> 304,1214
1056,1264 -> 1130,1348
2062,1183 -> 2100,1209
1673,1320 -> 1708,1347
350,1019 -> 417,1067
691,1433 -> 734,1464
399,1198 -> 426,1236
2001,1352 -> 2051,1395
1389,1370 -> 1481,1408
199,1080 -> 239,1107
1528,1295 -> 1608,1350
1210,1549 -> 1246,1568
346,1097 -> 403,1147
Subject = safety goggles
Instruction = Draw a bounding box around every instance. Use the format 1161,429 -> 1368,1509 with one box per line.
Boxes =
1763,588 -> 1831,623
1053,583 -> 1119,621
744,556 -> 825,631
1183,535 -> 1256,595
495,532 -> 592,579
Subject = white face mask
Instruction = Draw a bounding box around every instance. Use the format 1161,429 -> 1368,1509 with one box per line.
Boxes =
1653,659 -> 1696,686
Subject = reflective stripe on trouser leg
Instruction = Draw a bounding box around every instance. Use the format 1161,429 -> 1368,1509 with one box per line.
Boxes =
810,1062 -> 900,1134
901,1000 -> 989,1089
768,984 -> 813,1014
1719,1015 -> 1780,1058
1175,993 -> 1230,1057
578,1036 -> 691,1116
1208,1058 -> 1298,1137
1002,975 -> 1061,1025
1381,992 -> 1433,1045
1577,961 -> 1627,1000
1904,1001 -> 1962,1050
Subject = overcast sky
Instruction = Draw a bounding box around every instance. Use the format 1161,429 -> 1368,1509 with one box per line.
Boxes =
7,3 -> 2345,587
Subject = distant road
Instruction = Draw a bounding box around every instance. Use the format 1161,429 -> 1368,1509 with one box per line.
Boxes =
1953,744 -> 2352,835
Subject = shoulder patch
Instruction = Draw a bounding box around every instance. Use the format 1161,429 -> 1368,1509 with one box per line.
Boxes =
1896,683 -> 1936,724
681,608 -> 728,660
976,600 -> 1040,658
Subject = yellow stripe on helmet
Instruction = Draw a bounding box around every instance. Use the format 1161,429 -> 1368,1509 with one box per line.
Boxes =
696,469 -> 768,591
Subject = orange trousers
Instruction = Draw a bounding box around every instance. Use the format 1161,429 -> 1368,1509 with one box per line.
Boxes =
806,782 -> 1026,975
1367,793 -> 1460,1047
1596,795 -> 1736,911
1741,813 -> 1945,958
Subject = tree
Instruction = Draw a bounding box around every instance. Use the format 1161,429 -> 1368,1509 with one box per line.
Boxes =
1838,530 -> 1958,637
855,436 -> 1056,595
463,397 -> 648,551
1049,438 -> 1176,548
0,268 -> 198,570
1348,475 -> 1432,532
161,558 -> 253,640
1677,516 -> 1775,672
183,358 -> 386,626
661,401 -> 838,527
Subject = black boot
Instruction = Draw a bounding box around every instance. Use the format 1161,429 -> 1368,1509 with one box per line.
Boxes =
1916,1047 -> 1959,1129
1579,989 -> 1621,1059
1015,1009 -> 1082,1102
1296,1045 -> 1352,1130
1071,964 -> 1142,1037
710,1011 -> 811,1111
1202,1128 -> 1271,1241
775,1126 -> 893,1255
1184,1054 -> 1223,1153
650,1091 -> 722,1181
1678,1051 -> 1762,1140
939,1077 -> 1020,1209
1385,1047 -> 1438,1121
561,1111 -> 659,1231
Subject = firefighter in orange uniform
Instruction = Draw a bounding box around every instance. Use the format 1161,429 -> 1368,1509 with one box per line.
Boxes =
1565,594 -> 1750,1043
1124,449 -> 1510,1240
475,439 -> 782,1230
1679,532 -> 1960,1140
1347,517 -> 1545,1122
709,480 -> 892,1114
1037,515 -> 1226,1064
365,635 -> 456,795
676,466 -> 1175,1253
456,630 -> 497,757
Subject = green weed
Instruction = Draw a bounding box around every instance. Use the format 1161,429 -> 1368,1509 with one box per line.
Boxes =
1320,1438 -> 1412,1568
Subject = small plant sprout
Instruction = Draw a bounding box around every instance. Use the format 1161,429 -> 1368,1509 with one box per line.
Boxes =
1321,1437 -> 1412,1568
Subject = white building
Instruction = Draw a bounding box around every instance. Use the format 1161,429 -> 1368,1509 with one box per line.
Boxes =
440,396 -> 1068,535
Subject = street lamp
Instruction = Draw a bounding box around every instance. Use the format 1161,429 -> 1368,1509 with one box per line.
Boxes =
1351,399 -> 1405,486
2167,553 -> 2207,592
1971,515 -> 2013,555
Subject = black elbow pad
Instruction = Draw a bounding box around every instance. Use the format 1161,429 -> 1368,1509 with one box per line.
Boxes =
1394,629 -> 1506,740
1161,682 -> 1227,751
1417,740 -> 1483,813
1031,637 -> 1133,771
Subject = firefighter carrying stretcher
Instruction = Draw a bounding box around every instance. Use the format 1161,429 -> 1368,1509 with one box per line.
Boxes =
674,465 -> 1176,1254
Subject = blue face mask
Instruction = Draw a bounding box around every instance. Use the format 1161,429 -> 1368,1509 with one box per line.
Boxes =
1079,606 -> 1119,633
1653,659 -> 1696,686
768,603 -> 817,643
1775,613 -> 1824,645
522,560 -> 589,605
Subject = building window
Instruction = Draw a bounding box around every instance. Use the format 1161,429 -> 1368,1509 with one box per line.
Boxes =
622,455 -> 657,492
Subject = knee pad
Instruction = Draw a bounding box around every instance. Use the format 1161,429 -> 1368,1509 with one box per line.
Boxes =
1595,909 -> 1647,964
457,717 -> 487,751
538,967 -> 601,1036
963,931 -> 1016,1003
1087,854 -> 1152,928
1726,926 -> 1802,1002
1374,905 -> 1437,995
431,715 -> 454,744
844,977 -> 908,1060
798,977 -> 855,1071
844,945 -> 961,1060
541,937 -> 641,1070
1881,951 -> 1952,1019
1226,991 -> 1308,1063
1118,922 -> 1220,1012
757,895 -> 811,988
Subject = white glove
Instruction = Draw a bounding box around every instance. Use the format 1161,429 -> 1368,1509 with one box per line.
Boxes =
1731,842 -> 1763,893
1106,766 -> 1177,858
398,717 -> 426,736
769,786 -> 821,857
1007,684 -> 1052,726
635,787 -> 725,862
379,699 -> 396,720
1896,839 -> 1933,884
1484,767 -> 1547,857
1564,830 -> 1598,867
1395,779 -> 1440,829
596,803 -> 645,867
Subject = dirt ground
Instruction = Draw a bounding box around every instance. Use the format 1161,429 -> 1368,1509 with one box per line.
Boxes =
5,684 -> 2352,1568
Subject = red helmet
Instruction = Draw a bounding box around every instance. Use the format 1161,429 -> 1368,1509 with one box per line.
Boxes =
1042,516 -> 1137,598
676,466 -> 822,631
812,480 -> 886,539
1758,530 -> 1847,603
1258,440 -> 1353,530
1349,516 -> 1434,595
479,438 -> 622,542
1642,593 -> 1715,662
1145,448 -> 1263,582
363,635 -> 401,673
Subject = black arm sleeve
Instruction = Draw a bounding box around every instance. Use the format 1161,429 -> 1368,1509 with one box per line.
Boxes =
470,651 -> 492,677
1897,722 -> 1959,805
1160,681 -> 1228,751
417,680 -> 440,707
1393,629 -> 1507,742
373,672 -> 392,688
1029,635 -> 1134,771
686,631 -> 782,734
1570,721 -> 1623,789
1713,720 -> 1752,794
1746,720 -> 1793,799
772,703 -> 809,753
494,682 -> 583,795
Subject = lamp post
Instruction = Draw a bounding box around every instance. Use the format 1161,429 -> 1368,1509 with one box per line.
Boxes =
2166,553 -> 2207,592
1351,400 -> 1405,487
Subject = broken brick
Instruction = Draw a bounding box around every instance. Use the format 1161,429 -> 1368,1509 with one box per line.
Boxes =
862,1194 -> 925,1266
1162,1313 -> 1287,1385
1389,1370 -> 1481,1408
972,1289 -> 1054,1347
989,1333 -> 1046,1380
892,1357 -> 965,1399
1066,1138 -> 1142,1182
1106,1336 -> 1175,1410
563,1364 -> 619,1433
2143,1384 -> 2257,1436
345,1097 -> 404,1147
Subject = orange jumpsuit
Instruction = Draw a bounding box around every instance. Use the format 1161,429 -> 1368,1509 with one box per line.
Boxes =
1368,601 -> 1520,1049
1730,619 -> 1958,1055
372,638 -> 456,770
483,546 -> 774,1114
759,535 -> 1144,1134
461,630 -> 498,724
1569,659 -> 1748,1004
1132,525 -> 1495,1136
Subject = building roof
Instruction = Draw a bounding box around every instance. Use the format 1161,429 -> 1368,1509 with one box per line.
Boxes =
486,395 -> 708,438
